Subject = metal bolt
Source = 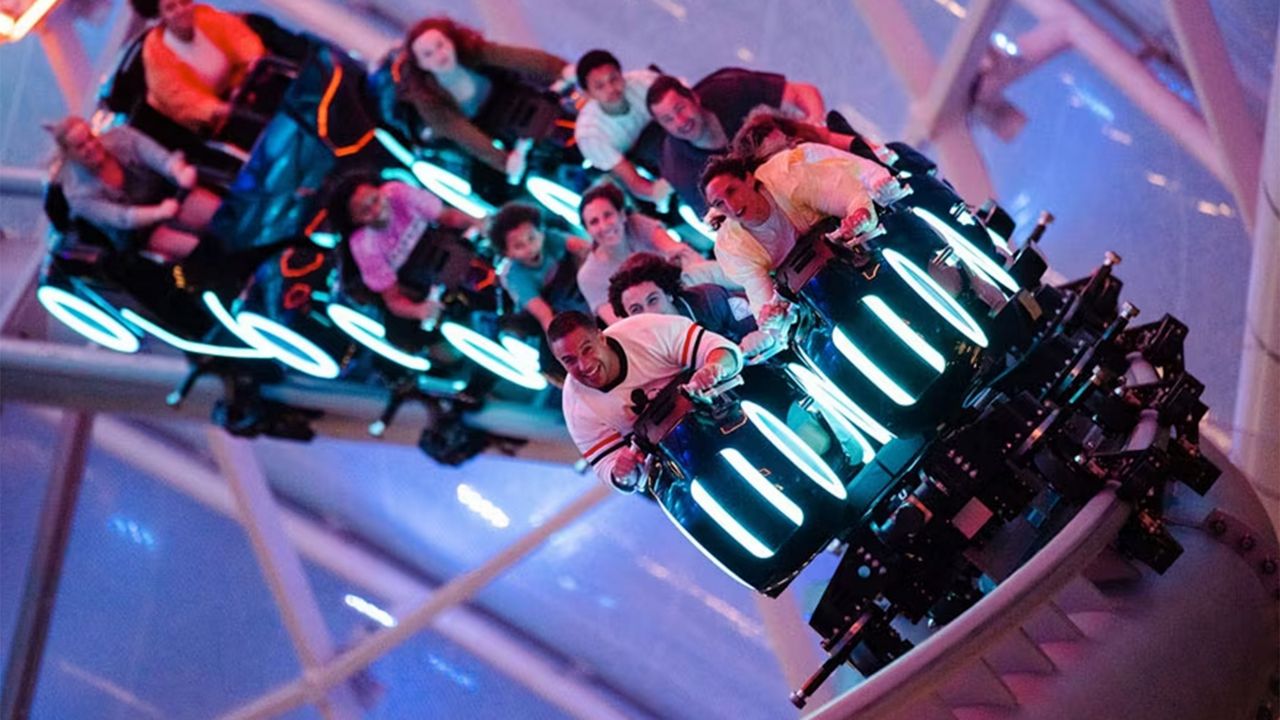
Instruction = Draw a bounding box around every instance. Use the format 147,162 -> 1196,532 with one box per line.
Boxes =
1209,519 -> 1228,536
1240,535 -> 1257,552
1261,558 -> 1277,575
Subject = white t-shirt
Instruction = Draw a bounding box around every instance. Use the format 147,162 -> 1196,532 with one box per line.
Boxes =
562,313 -> 740,485
163,27 -> 232,91
574,69 -> 659,171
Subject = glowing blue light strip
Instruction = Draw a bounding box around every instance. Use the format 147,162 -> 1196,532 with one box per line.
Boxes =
986,225 -> 1011,254
525,176 -> 584,230
203,292 -> 340,379
236,312 -> 340,379
882,249 -> 989,348
794,380 -> 876,465
786,363 -> 895,445
832,327 -> 917,406
654,494 -> 758,589
37,285 -> 140,353
326,304 -> 431,372
119,308 -> 268,359
691,480 -> 774,559
374,128 -> 415,165
440,321 -> 547,391
678,204 -> 715,242
373,129 -> 493,219
911,207 -> 1019,293
718,449 -> 804,525
741,401 -> 847,500
413,161 -> 493,220
861,295 -> 946,373
309,232 -> 340,249
499,334 -> 540,365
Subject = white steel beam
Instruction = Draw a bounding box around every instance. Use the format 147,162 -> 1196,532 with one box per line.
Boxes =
34,4 -> 90,112
208,429 -> 363,720
49,411 -> 638,720
0,166 -> 47,197
214,483 -> 616,720
1230,18 -> 1280,528
972,20 -> 1072,104
1163,0 -> 1263,234
0,338 -> 581,463
1015,0 -> 1230,191
908,0 -> 1013,143
849,0 -> 997,202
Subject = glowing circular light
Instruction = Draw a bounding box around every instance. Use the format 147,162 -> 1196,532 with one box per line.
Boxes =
235,312 -> 341,379
440,321 -> 547,391
36,285 -> 140,353
911,207 -> 1020,293
525,176 -> 584,229
881,249 -> 989,348
862,295 -> 946,372
832,327 -> 917,406
654,490 -> 766,586
412,161 -> 493,219
379,166 -> 419,186
203,292 -> 340,379
678,204 -> 715,242
786,362 -> 894,446
740,401 -> 846,500
691,480 -> 774,559
499,334 -> 541,365
326,304 -> 431,372
119,308 -> 268,359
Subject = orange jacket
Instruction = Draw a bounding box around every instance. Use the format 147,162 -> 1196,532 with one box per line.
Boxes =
141,5 -> 265,132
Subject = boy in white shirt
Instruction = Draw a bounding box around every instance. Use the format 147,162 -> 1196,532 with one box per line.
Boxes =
573,50 -> 674,207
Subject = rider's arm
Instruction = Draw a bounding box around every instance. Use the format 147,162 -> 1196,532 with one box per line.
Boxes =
380,286 -> 431,321
780,150 -> 878,224
609,160 -> 673,204
780,81 -> 825,124
524,296 -> 556,331
713,224 -> 783,317
481,42 -> 570,85
423,109 -> 509,172
562,384 -> 631,487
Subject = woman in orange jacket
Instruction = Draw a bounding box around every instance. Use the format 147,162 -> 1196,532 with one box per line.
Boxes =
129,0 -> 265,134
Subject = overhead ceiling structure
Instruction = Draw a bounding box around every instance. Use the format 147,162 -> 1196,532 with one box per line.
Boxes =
0,1 -> 1275,719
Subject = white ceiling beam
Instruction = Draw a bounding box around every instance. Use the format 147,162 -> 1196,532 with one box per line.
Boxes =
1229,16 -> 1280,527
1163,0 -> 1263,234
215,483 -> 617,720
1016,0 -> 1230,193
208,428 -> 364,720
849,0 -> 996,202
0,338 -> 581,463
908,0 -> 1013,143
45,410 -> 641,720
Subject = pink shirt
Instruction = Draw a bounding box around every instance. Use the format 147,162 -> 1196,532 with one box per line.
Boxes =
349,182 -> 444,293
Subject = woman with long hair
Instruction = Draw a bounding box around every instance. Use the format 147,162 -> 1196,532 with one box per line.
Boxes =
391,16 -> 569,178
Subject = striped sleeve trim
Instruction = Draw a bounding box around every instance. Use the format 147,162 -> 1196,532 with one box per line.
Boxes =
679,324 -> 706,367
584,431 -> 624,459
587,439 -> 628,467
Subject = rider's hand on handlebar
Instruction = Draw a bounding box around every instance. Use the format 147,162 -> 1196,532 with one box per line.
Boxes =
740,329 -> 780,363
758,300 -> 793,331
826,207 -> 876,244
171,154 -> 198,190
157,198 -> 181,220
610,446 -> 647,491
